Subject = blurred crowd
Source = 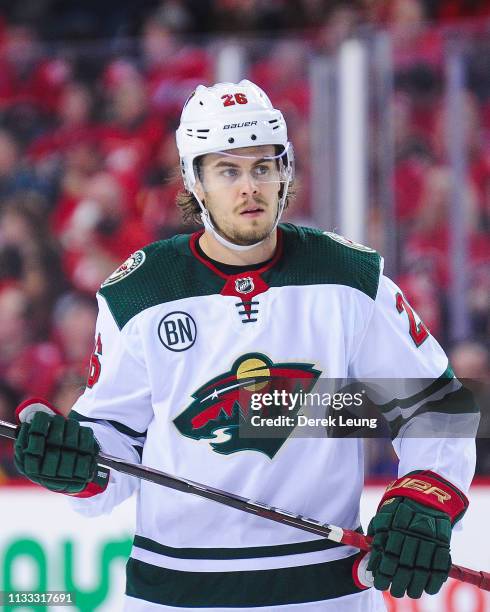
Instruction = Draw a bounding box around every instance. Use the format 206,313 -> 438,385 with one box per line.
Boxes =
1,0 -> 490,40
0,0 -> 489,480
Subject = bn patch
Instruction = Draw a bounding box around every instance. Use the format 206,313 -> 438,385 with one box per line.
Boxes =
158,311 -> 197,352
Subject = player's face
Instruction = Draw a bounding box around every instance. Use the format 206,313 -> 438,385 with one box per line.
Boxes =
196,145 -> 282,246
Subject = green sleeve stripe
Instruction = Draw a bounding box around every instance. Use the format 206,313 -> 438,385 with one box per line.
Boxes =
377,365 -> 455,414
389,386 -> 479,438
69,410 -> 147,439
132,446 -> 143,461
133,529 -> 361,560
126,554 -> 364,607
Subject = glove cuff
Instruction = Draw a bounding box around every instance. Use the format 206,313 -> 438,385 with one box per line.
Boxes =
352,551 -> 373,590
379,470 -> 468,524
15,398 -> 64,423
66,466 -> 110,498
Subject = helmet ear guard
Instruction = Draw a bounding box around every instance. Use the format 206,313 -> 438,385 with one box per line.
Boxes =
283,141 -> 295,183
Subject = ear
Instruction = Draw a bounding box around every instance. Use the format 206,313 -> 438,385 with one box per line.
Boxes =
194,180 -> 205,202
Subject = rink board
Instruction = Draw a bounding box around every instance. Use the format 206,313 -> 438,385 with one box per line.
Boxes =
0,484 -> 488,611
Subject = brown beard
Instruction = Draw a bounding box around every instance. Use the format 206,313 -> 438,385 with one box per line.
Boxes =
210,213 -> 274,246
205,194 -> 278,246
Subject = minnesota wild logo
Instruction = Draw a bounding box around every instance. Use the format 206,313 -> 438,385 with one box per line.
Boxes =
101,250 -> 145,287
173,353 -> 321,458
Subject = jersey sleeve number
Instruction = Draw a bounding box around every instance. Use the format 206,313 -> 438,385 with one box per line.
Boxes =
395,292 -> 429,347
87,333 -> 102,388
221,93 -> 248,107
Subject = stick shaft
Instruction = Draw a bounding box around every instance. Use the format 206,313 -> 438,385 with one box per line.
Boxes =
97,452 -> 350,542
1,418 -> 489,590
0,420 -> 17,440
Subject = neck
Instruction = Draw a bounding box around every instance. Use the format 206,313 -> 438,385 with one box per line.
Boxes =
199,229 -> 277,265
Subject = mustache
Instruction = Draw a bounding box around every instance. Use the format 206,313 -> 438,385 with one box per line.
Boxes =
235,196 -> 268,213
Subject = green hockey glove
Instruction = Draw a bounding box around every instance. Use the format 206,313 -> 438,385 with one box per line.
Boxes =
366,470 -> 468,599
14,399 -> 109,497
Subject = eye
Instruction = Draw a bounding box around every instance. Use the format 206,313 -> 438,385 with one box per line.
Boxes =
254,164 -> 271,177
220,168 -> 239,178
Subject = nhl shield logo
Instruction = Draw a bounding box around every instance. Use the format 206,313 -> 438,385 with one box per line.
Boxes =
235,277 -> 254,294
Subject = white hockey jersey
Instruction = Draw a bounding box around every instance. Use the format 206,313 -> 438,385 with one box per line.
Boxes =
69,224 -> 477,611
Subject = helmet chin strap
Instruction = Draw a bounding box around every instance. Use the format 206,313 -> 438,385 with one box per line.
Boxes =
193,184 -> 289,253
200,210 -> 261,252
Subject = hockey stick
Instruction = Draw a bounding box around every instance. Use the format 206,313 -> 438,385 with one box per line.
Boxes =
1,417 -> 489,590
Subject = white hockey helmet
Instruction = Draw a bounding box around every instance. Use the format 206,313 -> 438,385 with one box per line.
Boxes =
175,80 -> 294,251
176,79 -> 294,191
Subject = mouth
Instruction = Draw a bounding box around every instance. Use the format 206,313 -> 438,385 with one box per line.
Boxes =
240,206 -> 265,218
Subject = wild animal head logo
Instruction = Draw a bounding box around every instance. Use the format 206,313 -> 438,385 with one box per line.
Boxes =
101,250 -> 146,287
173,353 -> 321,458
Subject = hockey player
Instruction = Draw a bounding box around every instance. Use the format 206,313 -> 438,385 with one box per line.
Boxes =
14,80 -> 477,610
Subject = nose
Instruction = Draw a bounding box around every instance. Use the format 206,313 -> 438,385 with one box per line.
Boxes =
239,171 -> 259,196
